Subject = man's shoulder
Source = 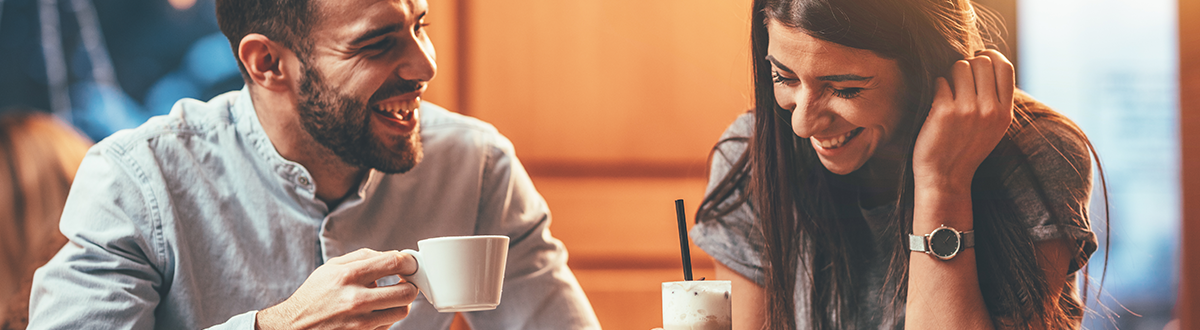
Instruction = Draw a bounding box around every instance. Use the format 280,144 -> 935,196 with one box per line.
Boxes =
418,102 -> 513,150
94,91 -> 241,154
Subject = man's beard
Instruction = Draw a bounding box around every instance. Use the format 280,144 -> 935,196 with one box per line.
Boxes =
294,64 -> 423,174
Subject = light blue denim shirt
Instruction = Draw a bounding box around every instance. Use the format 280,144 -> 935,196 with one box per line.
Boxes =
28,87 -> 601,330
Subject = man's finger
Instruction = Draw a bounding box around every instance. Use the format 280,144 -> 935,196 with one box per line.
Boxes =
372,281 -> 420,306
345,251 -> 419,284
364,303 -> 412,327
327,248 -> 382,265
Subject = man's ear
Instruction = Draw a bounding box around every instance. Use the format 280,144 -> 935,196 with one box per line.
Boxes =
238,34 -> 295,92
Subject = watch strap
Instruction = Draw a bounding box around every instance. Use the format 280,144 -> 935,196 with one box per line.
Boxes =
908,233 -> 927,252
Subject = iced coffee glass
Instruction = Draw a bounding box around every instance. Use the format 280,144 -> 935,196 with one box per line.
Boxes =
662,280 -> 732,330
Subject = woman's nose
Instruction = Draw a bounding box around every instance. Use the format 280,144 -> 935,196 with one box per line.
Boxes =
781,88 -> 829,138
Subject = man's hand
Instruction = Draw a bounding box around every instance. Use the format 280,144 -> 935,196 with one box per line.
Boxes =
256,248 -> 420,330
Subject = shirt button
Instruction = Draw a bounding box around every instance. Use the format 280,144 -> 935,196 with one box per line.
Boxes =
298,176 -> 310,186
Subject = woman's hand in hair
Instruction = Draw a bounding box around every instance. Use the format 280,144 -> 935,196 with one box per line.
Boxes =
912,49 -> 1015,196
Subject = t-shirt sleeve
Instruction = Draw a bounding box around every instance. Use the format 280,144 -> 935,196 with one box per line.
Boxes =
1001,117 -> 1099,273
689,113 -> 768,285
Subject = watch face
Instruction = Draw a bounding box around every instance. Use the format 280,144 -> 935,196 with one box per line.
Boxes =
929,228 -> 960,259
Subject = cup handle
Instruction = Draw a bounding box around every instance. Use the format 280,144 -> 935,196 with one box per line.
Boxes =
398,249 -> 434,307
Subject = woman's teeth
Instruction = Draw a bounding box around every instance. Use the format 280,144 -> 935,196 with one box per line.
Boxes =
815,128 -> 864,149
374,99 -> 420,119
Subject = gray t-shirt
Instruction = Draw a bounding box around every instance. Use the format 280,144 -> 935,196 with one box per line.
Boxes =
690,111 -> 1098,329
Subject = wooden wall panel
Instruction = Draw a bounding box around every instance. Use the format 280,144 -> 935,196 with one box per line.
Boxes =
463,0 -> 753,166
1179,0 -> 1198,326
422,0 -> 461,112
533,177 -> 713,268
436,1 -> 757,328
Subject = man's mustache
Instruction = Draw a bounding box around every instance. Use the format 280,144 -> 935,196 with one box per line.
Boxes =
369,79 -> 425,103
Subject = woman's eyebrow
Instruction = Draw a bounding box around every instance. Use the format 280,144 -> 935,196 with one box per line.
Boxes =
766,55 -> 873,82
817,74 -> 873,82
765,55 -> 794,73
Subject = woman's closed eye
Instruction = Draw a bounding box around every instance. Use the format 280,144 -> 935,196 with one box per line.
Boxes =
831,87 -> 863,99
771,70 -> 797,85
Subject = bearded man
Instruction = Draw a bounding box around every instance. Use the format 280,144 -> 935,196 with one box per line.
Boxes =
27,0 -> 601,329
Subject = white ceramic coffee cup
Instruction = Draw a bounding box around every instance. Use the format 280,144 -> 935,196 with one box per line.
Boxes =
399,235 -> 509,312
662,280 -> 732,330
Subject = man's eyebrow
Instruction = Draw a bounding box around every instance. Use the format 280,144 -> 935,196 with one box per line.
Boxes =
349,11 -> 428,45
817,74 -> 873,82
765,55 -> 793,73
351,23 -> 403,45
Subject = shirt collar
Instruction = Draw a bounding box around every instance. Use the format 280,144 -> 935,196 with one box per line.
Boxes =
231,86 -> 318,193
231,86 -> 384,208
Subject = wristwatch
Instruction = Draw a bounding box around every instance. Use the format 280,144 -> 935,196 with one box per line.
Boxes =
909,225 -> 974,260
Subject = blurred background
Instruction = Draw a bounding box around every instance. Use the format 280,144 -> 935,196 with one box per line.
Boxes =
0,0 -> 1189,329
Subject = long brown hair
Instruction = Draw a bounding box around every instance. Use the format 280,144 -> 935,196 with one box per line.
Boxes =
0,109 -> 92,328
697,0 -> 1108,329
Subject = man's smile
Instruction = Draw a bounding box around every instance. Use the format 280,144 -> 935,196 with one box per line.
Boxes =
372,96 -> 420,120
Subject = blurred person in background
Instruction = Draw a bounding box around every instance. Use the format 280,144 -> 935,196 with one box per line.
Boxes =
691,0 -> 1104,329
0,109 -> 91,329
26,0 -> 600,329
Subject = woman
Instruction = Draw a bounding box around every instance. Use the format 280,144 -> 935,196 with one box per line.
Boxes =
0,109 -> 92,329
691,0 -> 1102,329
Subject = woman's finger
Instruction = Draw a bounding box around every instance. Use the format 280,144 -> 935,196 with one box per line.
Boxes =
968,55 -> 997,107
978,49 -> 1015,105
950,60 -> 975,102
932,77 -> 953,109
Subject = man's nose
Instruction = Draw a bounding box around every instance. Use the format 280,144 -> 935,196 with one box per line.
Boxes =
397,39 -> 437,82
780,88 -> 830,138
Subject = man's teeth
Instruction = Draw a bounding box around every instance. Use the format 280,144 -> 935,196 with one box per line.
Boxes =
375,99 -> 420,118
815,128 -> 861,149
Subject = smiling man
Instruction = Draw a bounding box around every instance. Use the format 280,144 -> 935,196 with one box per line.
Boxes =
26,0 -> 600,329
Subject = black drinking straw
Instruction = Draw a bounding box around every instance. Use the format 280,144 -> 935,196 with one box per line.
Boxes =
675,199 -> 693,281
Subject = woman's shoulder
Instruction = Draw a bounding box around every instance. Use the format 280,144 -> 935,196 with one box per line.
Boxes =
993,93 -> 1098,261
711,111 -> 754,163
1007,94 -> 1093,180
722,111 -> 755,139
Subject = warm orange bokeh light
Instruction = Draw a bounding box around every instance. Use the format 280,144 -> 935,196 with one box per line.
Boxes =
168,0 -> 196,11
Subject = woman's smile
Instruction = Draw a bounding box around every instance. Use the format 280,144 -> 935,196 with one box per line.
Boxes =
812,127 -> 865,150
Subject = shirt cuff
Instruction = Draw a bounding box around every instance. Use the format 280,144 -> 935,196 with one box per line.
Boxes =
204,310 -> 259,330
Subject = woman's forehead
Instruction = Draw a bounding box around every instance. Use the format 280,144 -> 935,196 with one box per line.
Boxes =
766,19 -> 897,77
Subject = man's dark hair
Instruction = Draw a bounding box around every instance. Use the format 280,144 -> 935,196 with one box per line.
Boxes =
215,0 -> 317,78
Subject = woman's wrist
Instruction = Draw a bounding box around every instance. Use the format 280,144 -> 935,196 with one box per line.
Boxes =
912,179 -> 975,232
